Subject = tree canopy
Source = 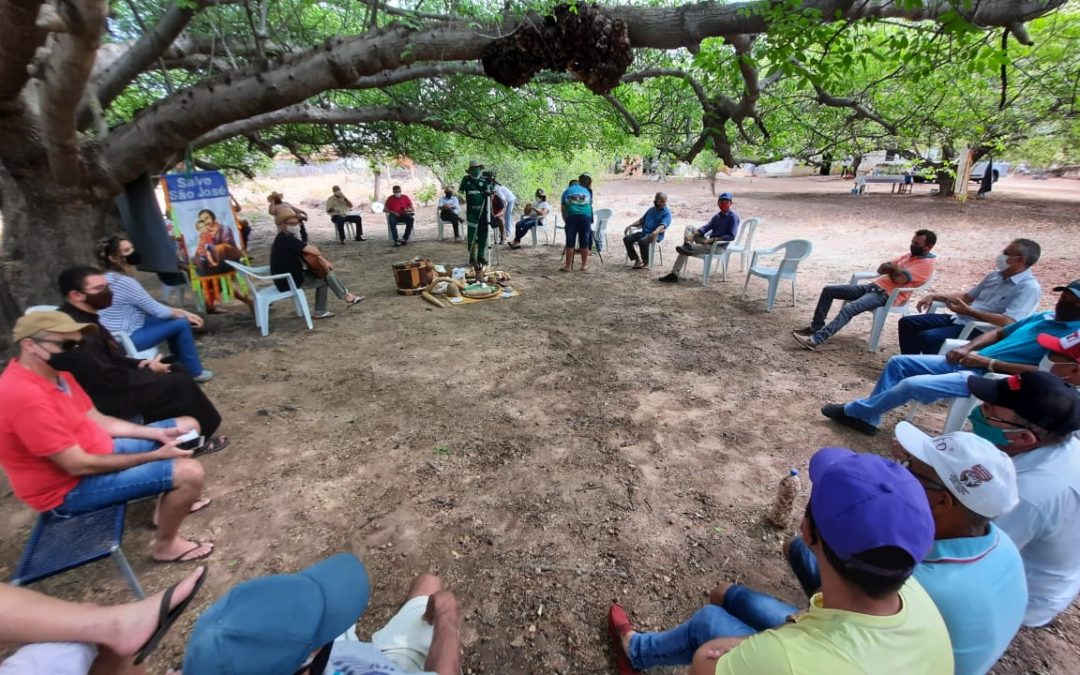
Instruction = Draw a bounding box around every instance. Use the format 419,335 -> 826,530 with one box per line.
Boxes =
0,0 -> 1076,346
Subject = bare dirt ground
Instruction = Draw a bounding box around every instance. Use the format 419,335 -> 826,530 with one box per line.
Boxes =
1,173 -> 1078,673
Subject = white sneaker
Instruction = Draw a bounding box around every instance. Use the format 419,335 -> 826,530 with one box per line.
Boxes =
193,369 -> 214,383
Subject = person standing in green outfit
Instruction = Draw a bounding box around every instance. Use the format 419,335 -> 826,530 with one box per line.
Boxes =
459,160 -> 494,266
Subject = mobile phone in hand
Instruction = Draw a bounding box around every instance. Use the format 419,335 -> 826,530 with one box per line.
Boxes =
176,429 -> 204,451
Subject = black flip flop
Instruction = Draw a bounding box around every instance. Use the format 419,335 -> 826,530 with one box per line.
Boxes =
133,568 -> 208,665
192,435 -> 229,458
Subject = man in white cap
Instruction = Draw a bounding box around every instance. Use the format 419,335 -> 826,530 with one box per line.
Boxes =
965,371 -> 1080,627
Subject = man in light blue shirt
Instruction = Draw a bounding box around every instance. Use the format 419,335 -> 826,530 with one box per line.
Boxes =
623,191 -> 671,269
822,282 -> 1080,435
900,239 -> 1042,354
786,424 -> 1026,675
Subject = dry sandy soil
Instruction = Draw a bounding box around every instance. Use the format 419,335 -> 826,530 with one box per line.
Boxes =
1,173 -> 1078,674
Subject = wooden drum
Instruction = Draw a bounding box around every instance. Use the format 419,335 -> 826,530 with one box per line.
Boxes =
392,258 -> 435,295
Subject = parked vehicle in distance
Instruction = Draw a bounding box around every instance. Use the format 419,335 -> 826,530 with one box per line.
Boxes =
970,161 -> 1010,182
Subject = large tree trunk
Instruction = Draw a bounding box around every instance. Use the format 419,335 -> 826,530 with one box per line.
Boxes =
0,165 -> 120,350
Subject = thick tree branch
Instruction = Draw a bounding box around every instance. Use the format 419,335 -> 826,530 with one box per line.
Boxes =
39,0 -> 108,184
790,60 -> 898,134
350,61 -> 483,89
87,1 -> 205,117
190,103 -> 454,149
101,0 -> 1064,184
620,68 -> 709,107
0,0 -> 46,102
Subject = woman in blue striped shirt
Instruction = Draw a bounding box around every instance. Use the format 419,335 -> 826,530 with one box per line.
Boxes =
96,237 -> 213,382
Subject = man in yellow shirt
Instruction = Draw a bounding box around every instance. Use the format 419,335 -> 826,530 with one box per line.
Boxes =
609,447 -> 953,675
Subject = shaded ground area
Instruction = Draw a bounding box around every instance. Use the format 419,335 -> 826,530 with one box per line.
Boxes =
1,174 -> 1077,673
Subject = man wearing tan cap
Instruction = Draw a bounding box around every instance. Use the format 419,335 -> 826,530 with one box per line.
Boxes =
0,312 -> 213,563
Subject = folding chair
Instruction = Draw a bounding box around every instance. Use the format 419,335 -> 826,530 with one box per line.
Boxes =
12,504 -> 144,599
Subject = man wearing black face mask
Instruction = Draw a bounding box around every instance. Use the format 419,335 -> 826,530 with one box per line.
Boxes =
965,371 -> 1080,628
822,282 -> 1080,436
899,239 -> 1042,354
56,267 -> 226,447
794,229 -> 938,350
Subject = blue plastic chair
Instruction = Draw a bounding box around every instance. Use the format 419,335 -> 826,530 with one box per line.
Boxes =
11,504 -> 145,599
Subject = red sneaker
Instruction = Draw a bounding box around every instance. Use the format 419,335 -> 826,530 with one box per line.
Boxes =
608,604 -> 641,675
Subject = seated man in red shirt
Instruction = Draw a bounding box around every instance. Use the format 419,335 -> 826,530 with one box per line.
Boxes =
793,229 -> 938,350
0,312 -> 213,563
384,185 -> 416,246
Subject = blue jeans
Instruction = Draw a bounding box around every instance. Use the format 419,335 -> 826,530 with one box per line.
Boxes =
53,419 -> 177,515
130,315 -> 204,376
627,584 -> 797,669
843,355 -> 985,427
784,536 -> 822,598
898,314 -> 985,355
810,284 -> 888,343
388,214 -> 414,242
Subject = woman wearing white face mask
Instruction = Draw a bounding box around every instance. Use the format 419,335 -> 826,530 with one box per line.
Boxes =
899,238 -> 1042,355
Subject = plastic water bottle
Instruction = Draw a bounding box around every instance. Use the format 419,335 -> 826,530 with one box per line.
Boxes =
768,469 -> 801,528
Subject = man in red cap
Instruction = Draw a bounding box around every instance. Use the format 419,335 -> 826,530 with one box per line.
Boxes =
1038,329 -> 1080,384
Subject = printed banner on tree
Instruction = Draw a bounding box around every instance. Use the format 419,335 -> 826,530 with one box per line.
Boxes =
162,171 -> 243,278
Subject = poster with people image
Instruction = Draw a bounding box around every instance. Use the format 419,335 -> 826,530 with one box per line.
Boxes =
162,171 -> 244,278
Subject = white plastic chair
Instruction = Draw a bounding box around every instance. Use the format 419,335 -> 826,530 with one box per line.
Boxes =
553,206 -> 567,245
114,332 -> 159,360
227,260 -> 313,337
846,270 -> 936,352
740,239 -> 814,312
593,209 -> 613,254
926,301 -> 997,341
371,201 -> 393,241
160,270 -> 190,306
436,211 -> 456,241
685,217 -> 761,285
531,212 -> 552,247
622,225 -> 665,268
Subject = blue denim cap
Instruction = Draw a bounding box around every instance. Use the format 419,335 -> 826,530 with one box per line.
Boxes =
808,447 -> 934,563
718,192 -> 733,201
184,553 -> 370,674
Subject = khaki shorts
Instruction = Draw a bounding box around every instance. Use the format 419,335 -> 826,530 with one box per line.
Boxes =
336,595 -> 434,672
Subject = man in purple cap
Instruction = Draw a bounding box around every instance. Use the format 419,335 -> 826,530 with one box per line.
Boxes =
965,371 -> 1080,628
607,448 -> 952,675
182,554 -> 462,674
784,426 -> 1026,675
